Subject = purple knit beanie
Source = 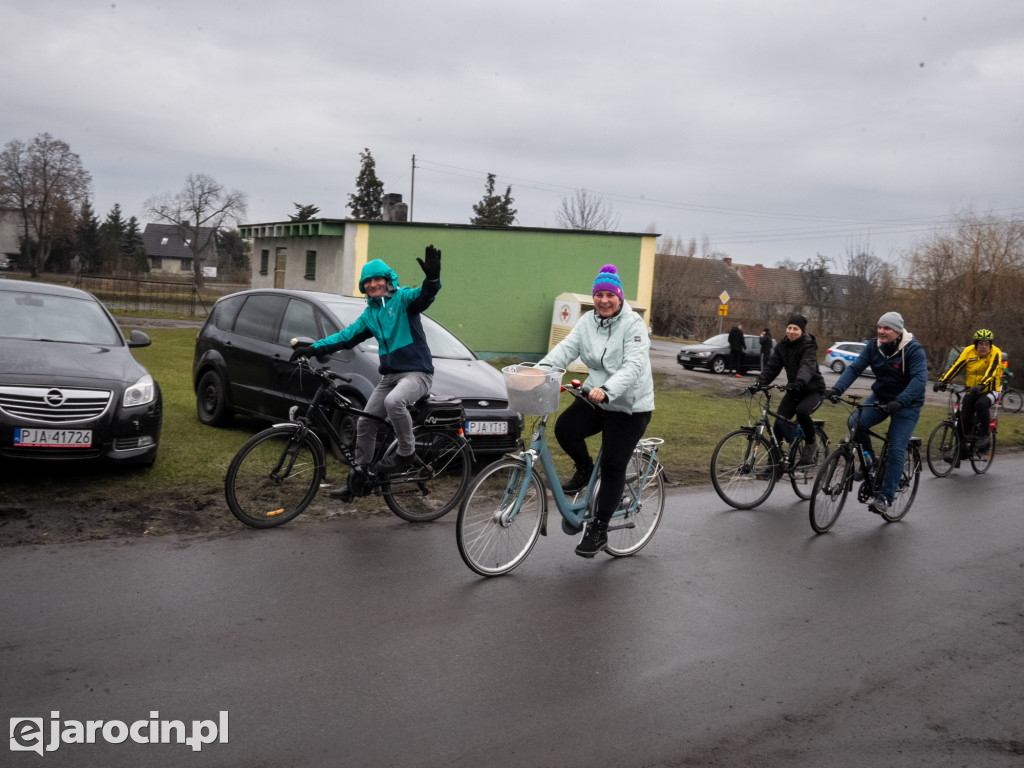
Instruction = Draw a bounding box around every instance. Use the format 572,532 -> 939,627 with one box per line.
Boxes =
592,264 -> 624,302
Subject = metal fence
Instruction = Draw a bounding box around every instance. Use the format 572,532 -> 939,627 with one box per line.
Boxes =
75,275 -> 210,316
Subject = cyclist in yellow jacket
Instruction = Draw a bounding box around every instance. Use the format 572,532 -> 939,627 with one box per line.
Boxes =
934,329 -> 1003,454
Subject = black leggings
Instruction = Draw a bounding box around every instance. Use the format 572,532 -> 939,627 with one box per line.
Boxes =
553,398 -> 652,524
775,390 -> 824,444
960,391 -> 992,438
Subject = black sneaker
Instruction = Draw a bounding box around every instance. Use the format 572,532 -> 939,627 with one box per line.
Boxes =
329,486 -> 354,502
376,451 -> 415,472
974,435 -> 990,453
797,443 -> 818,466
561,463 -> 593,494
575,521 -> 608,558
868,495 -> 891,515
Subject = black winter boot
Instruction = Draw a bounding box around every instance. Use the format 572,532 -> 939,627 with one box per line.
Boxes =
575,520 -> 609,558
561,462 -> 594,494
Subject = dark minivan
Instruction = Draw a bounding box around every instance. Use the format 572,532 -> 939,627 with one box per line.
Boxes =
192,289 -> 522,458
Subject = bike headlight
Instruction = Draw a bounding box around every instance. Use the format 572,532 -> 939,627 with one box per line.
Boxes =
123,374 -> 156,407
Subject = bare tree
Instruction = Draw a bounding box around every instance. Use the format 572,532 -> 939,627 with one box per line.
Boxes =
555,189 -> 620,231
0,133 -> 92,276
144,174 -> 247,286
835,240 -> 895,340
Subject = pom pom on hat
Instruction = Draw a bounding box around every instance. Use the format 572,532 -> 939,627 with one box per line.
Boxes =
592,264 -> 624,302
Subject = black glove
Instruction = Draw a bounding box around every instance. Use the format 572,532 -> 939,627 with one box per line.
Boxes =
825,387 -> 842,403
784,381 -> 802,391
417,245 -> 441,280
745,385 -> 759,395
970,384 -> 984,395
289,343 -> 315,362
882,400 -> 903,415
933,381 -> 946,393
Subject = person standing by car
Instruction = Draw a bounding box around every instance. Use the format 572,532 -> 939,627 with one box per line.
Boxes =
825,311 -> 928,516
759,327 -> 773,371
538,264 -> 655,559
291,246 -> 442,495
728,322 -> 745,377
748,314 -> 825,466
933,329 -> 1003,454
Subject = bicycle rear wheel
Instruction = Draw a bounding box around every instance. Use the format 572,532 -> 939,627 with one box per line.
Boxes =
926,421 -> 959,477
788,430 -> 827,500
882,445 -> 920,521
969,432 -> 995,474
456,458 -> 545,577
606,446 -> 665,557
809,447 -> 853,533
711,429 -> 776,509
225,425 -> 325,528
1002,389 -> 1023,413
383,428 -> 472,522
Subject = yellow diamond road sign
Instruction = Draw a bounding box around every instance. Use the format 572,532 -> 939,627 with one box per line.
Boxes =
719,291 -> 730,304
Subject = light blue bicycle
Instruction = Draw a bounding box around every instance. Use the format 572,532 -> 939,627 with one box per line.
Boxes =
455,363 -> 666,577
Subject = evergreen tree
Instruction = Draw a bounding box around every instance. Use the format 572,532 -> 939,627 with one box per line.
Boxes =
347,148 -> 384,219
74,201 -> 102,273
470,173 -> 517,226
99,203 -> 127,272
289,203 -> 320,221
216,228 -> 251,279
124,216 -> 149,274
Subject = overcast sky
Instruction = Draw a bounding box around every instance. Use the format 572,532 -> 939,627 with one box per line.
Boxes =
3,0 -> 1022,268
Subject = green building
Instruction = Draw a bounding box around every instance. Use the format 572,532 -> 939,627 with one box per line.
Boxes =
239,219 -> 657,359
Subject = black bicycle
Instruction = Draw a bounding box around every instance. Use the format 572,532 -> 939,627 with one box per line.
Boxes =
999,372 -> 1022,414
710,384 -> 830,509
926,383 -> 997,477
809,396 -> 921,533
224,357 -> 473,528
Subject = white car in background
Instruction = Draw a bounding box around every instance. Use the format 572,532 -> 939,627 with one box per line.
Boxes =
824,340 -> 874,376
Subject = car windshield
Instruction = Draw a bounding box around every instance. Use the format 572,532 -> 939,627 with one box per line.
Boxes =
0,292 -> 122,345
702,334 -> 729,345
319,297 -> 475,360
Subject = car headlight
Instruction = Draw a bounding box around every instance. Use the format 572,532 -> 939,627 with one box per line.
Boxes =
123,374 -> 156,407
693,351 -> 709,358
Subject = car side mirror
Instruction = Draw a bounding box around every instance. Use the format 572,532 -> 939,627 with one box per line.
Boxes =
127,329 -> 152,348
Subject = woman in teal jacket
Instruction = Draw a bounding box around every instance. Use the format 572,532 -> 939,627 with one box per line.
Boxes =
538,264 -> 655,558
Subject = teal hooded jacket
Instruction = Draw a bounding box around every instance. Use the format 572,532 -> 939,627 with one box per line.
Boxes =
312,259 -> 440,375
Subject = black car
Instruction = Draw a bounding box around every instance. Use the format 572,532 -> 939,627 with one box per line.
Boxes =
0,279 -> 162,464
676,333 -> 774,375
192,289 -> 522,458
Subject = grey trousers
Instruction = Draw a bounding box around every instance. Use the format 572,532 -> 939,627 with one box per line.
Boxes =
355,371 -> 433,466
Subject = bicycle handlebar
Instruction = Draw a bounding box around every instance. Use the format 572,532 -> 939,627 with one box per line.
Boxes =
292,355 -> 353,385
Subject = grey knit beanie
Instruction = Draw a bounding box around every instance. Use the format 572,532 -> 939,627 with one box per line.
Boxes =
877,311 -> 904,333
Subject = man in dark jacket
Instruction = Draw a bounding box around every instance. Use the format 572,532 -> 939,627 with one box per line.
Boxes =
751,314 -> 825,465
727,323 -> 745,377
759,328 -> 773,371
826,311 -> 928,516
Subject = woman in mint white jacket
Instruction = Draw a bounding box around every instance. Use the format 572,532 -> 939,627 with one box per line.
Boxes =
538,264 -> 655,558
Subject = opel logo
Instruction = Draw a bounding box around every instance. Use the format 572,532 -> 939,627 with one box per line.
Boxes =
45,389 -> 66,407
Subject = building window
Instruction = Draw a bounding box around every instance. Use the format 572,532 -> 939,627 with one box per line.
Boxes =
304,250 -> 317,280
160,237 -> 169,246
260,250 -> 269,276
151,256 -> 162,270
181,259 -> 192,273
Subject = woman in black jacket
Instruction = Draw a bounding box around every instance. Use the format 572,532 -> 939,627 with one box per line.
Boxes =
749,314 -> 825,465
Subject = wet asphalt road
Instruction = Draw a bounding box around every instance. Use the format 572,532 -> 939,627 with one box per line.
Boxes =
3,451 -> 1023,767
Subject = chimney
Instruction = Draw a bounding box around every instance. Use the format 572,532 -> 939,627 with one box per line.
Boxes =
723,257 -> 732,266
382,193 -> 408,222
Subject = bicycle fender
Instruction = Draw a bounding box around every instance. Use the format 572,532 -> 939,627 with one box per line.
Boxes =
270,422 -> 328,462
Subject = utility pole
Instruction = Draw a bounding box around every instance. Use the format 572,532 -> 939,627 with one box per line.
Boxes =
410,155 -> 416,221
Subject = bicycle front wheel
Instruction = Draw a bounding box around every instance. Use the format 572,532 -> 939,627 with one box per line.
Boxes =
225,425 -> 325,528
1002,389 -> 1023,413
926,421 -> 959,477
383,428 -> 472,522
456,458 -> 545,577
809,447 -> 853,534
606,448 -> 665,557
969,432 -> 995,475
882,445 -> 921,521
711,429 -> 776,509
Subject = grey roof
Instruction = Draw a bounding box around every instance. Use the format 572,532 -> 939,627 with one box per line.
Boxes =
143,223 -> 217,262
